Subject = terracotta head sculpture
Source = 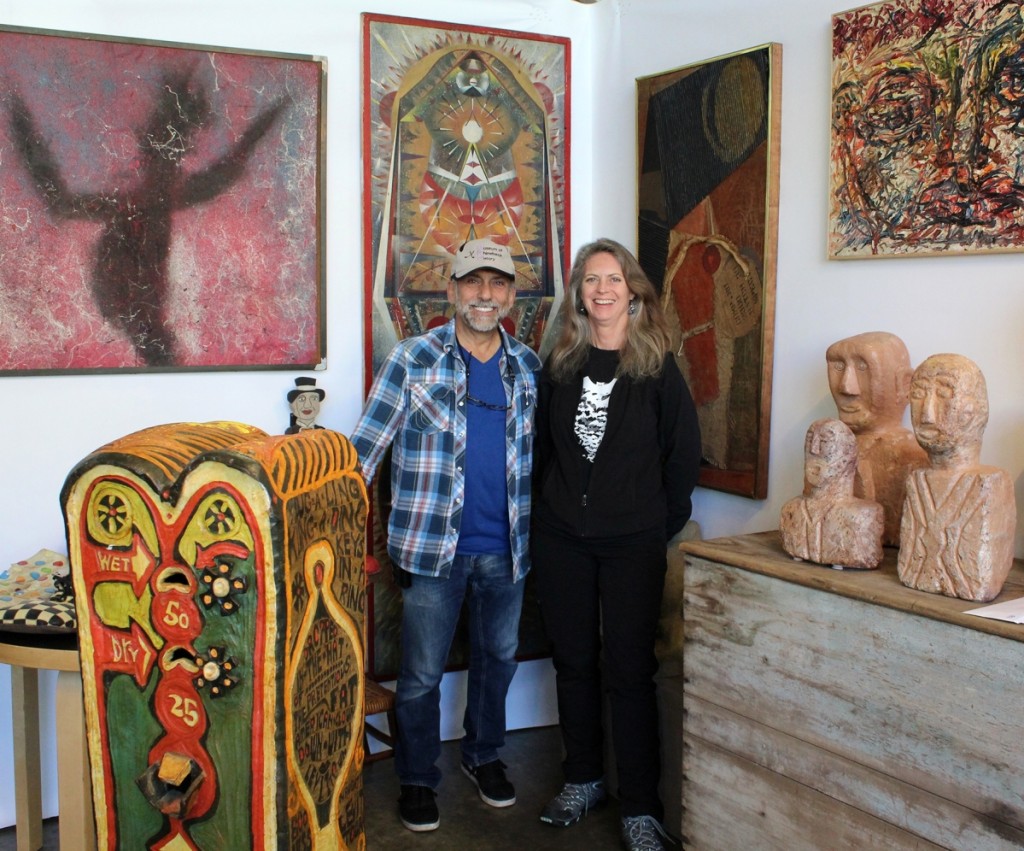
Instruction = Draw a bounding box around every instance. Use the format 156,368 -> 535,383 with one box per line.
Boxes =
780,417 -> 884,569
909,353 -> 988,468
803,417 -> 858,497
899,353 -> 1012,602
826,331 -> 914,434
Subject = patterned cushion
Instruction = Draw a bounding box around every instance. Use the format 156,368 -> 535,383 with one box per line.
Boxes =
0,549 -> 77,634
0,599 -> 77,633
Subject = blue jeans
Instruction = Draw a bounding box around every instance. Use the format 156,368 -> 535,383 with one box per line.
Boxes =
394,552 -> 524,789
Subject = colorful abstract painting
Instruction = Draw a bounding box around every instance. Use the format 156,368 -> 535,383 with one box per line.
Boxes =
637,44 -> 782,500
831,0 -> 1024,258
361,14 -> 568,677
0,26 -> 325,373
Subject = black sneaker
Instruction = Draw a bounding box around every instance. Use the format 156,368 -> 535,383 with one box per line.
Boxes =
461,759 -> 516,807
398,784 -> 439,832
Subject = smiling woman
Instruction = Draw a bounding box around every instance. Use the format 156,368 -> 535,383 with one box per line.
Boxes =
531,237 -> 701,851
579,251 -> 634,350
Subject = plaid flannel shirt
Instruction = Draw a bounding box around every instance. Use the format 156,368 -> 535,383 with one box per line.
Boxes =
351,319 -> 540,581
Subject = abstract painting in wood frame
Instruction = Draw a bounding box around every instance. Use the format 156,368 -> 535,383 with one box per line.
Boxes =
830,0 -> 1024,258
0,25 -> 326,373
637,43 -> 782,500
361,13 -> 569,677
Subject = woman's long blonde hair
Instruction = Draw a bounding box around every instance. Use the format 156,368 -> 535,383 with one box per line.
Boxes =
547,238 -> 671,382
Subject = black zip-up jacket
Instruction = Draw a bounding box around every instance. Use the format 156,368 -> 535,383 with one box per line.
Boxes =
533,349 -> 702,541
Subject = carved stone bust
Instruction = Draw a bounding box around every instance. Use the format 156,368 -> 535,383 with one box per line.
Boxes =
780,418 -> 884,569
826,331 -> 927,546
897,353 -> 1015,602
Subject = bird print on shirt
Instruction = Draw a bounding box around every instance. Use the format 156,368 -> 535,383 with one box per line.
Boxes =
575,376 -> 617,462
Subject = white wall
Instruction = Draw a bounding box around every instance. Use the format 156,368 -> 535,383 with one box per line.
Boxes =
0,0 -> 593,827
4,0 -> 1024,831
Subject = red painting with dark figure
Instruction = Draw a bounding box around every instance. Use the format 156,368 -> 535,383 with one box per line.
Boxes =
0,27 -> 325,373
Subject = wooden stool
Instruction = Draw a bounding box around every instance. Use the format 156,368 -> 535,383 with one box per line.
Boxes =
0,631 -> 95,851
364,680 -> 397,762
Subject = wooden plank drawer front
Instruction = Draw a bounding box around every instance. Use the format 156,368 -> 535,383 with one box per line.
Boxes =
684,731 -> 946,850
681,534 -> 1024,845
685,695 -> 1024,849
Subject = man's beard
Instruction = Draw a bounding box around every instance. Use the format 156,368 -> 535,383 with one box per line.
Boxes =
455,295 -> 510,332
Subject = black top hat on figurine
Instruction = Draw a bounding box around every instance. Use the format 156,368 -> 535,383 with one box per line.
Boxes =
287,376 -> 326,402
285,377 -> 326,434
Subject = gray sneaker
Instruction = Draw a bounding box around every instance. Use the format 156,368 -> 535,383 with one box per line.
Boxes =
621,815 -> 672,850
539,779 -> 606,827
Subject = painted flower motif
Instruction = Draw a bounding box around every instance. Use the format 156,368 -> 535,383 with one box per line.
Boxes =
203,497 -> 238,536
194,646 -> 240,698
198,559 -> 248,615
96,492 -> 130,535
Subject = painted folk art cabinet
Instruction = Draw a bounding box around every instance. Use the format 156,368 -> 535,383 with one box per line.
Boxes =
61,422 -> 367,850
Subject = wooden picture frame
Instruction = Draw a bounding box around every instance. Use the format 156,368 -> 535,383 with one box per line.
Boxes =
0,25 -> 326,374
830,0 -> 1024,258
361,13 -> 569,678
637,43 -> 782,500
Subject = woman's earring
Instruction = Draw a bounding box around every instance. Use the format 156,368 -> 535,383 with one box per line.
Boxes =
578,304 -> 587,315
628,299 -> 638,316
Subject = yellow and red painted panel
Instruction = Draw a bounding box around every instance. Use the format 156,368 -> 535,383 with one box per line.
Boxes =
62,423 -> 366,850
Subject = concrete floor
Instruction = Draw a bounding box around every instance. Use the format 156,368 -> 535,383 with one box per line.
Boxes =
364,724 -> 626,850
0,725 -> 637,850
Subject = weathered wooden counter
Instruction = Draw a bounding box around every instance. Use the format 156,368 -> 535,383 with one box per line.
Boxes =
680,531 -> 1024,850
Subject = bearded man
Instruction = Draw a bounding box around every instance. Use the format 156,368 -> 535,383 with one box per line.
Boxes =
351,238 -> 540,832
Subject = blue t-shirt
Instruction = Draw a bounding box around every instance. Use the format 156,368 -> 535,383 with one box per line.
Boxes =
457,346 -> 511,554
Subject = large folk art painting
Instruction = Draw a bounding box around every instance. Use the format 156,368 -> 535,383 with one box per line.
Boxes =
637,44 -> 782,500
831,0 -> 1024,258
0,26 -> 325,373
361,14 -> 569,677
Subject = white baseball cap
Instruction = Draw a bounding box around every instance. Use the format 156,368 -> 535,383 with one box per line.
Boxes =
450,238 -> 516,280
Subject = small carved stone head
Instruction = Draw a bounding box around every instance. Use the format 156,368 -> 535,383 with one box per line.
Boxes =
803,417 -> 858,495
910,353 -> 988,465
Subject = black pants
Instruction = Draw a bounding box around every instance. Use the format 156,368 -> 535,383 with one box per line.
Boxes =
533,521 -> 667,820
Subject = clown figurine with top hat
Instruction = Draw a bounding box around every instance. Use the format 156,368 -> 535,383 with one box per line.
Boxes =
285,377 -> 326,434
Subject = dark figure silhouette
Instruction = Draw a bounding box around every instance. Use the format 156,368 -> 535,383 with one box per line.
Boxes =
9,73 -> 285,366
